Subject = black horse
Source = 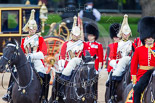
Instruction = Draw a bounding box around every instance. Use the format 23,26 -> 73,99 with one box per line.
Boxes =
105,63 -> 131,103
0,39 -> 42,103
49,52 -> 97,103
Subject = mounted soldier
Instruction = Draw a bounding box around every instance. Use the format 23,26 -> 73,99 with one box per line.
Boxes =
85,23 -> 103,101
85,23 -> 103,73
21,9 -> 50,103
2,9 -> 50,103
110,14 -> 136,79
106,14 -> 136,98
57,17 -> 89,99
104,23 -> 121,74
131,16 -> 155,103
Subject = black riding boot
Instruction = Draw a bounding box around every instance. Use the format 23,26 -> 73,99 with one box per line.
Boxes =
2,71 -> 17,102
133,70 -> 154,103
110,80 -> 116,99
106,72 -> 112,87
93,74 -> 98,101
42,74 -> 51,103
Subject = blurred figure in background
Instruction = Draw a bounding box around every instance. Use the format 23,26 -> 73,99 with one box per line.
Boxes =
104,23 -> 121,74
79,0 -> 101,41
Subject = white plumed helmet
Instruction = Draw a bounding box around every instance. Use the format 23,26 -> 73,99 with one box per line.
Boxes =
117,14 -> 132,38
71,26 -> 81,36
23,9 -> 38,32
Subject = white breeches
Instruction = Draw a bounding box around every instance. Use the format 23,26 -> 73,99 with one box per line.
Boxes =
62,57 -> 82,76
112,56 -> 131,76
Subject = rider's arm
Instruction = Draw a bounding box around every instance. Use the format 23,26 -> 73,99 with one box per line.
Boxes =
131,47 -> 139,84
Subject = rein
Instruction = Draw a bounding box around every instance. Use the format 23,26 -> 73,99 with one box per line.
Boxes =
72,60 -> 95,100
10,57 -> 34,91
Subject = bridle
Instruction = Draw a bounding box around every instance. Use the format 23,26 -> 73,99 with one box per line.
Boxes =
1,43 -> 34,91
1,44 -> 19,69
72,60 -> 96,101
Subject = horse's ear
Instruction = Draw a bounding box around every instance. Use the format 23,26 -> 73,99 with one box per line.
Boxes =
92,54 -> 96,61
82,54 -> 86,61
15,40 -> 19,49
11,38 -> 15,44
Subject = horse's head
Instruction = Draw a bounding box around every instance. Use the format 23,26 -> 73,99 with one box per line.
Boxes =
0,38 -> 19,73
80,51 -> 96,79
82,50 -> 96,63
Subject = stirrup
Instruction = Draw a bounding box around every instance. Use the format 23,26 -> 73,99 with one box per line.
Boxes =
2,93 -> 10,102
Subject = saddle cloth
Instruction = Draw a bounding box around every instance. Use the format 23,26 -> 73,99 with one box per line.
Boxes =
125,88 -> 134,103
125,88 -> 145,103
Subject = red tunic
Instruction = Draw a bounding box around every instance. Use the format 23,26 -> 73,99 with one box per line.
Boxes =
59,40 -> 88,68
104,43 -> 118,72
105,41 -> 136,73
21,36 -> 47,65
86,41 -> 104,71
131,45 -> 155,82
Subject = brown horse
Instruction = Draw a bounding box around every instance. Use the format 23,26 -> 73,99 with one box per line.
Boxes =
49,53 -> 97,103
105,64 -> 131,103
0,39 -> 42,103
123,68 -> 155,103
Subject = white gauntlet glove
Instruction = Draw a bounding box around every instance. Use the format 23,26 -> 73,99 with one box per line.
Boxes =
58,59 -> 65,71
98,68 -> 102,72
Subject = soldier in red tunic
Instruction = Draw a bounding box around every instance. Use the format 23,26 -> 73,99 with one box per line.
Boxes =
84,23 -> 103,100
104,23 -> 121,73
85,23 -> 103,72
106,15 -> 136,99
131,17 -> 155,103
57,25 -> 89,99
110,14 -> 136,79
58,26 -> 88,72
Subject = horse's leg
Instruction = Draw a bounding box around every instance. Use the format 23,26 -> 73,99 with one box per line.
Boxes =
105,87 -> 110,103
